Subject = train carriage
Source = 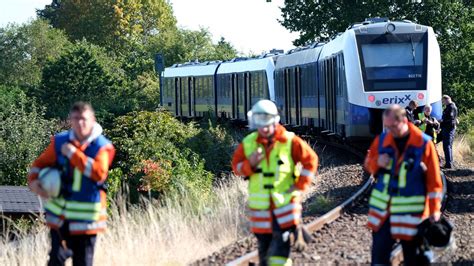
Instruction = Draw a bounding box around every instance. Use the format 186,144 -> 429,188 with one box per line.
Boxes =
216,56 -> 276,120
274,45 -> 323,127
162,62 -> 220,117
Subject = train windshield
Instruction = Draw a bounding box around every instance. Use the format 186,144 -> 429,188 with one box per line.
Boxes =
356,33 -> 427,92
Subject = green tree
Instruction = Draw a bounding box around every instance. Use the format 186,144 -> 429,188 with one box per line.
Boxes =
0,19 -> 70,89
280,1 -> 473,113
37,41 -> 127,120
0,86 -> 55,185
38,0 -> 177,54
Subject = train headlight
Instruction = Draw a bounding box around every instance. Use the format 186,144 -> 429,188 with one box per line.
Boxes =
385,23 -> 396,34
418,93 -> 424,100
368,95 -> 376,102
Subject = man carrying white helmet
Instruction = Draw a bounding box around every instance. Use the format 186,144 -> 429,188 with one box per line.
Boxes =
232,99 -> 319,266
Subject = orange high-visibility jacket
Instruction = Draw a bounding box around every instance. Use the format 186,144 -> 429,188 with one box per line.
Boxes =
232,124 -> 318,233
364,123 -> 443,240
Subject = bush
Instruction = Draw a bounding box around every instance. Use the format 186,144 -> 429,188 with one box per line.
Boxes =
187,120 -> 235,179
107,110 -> 212,202
0,86 -> 55,185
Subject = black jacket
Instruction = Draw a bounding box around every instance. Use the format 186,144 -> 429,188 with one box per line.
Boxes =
441,102 -> 458,129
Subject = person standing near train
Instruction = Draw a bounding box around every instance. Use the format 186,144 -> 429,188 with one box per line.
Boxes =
364,105 -> 443,265
417,105 -> 440,143
232,99 -> 318,266
438,95 -> 458,169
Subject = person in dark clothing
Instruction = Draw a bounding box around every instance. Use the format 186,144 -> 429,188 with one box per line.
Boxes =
439,95 -> 458,168
419,105 -> 440,143
405,100 -> 421,126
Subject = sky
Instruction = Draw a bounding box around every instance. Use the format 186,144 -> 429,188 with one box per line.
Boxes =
0,0 -> 299,55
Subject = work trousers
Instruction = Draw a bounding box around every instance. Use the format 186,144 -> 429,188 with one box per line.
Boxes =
371,219 -> 419,266
441,127 -> 455,168
254,214 -> 293,266
48,223 -> 97,266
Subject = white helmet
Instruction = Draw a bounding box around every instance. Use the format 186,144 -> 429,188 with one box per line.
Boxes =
247,100 -> 280,129
39,167 -> 61,198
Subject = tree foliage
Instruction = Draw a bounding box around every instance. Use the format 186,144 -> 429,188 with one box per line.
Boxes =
280,1 -> 473,113
0,86 -> 55,185
0,19 -> 70,89
38,0 -> 177,54
38,41 -> 127,120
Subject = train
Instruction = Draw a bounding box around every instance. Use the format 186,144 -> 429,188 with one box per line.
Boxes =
160,18 -> 442,139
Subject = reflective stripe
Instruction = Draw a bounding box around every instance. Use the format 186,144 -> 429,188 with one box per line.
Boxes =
428,192 -> 443,199
391,226 -> 418,236
65,210 -> 102,221
277,213 -> 300,225
69,221 -> 107,232
399,162 -> 407,188
391,196 -> 425,204
249,193 -> 270,199
390,215 -> 421,225
390,205 -> 425,213
300,169 -> 314,178
66,201 -> 102,211
251,221 -> 271,229
368,216 -> 381,226
369,197 -> 388,210
84,157 -> 94,177
269,256 -> 292,266
250,210 -> 271,218
248,201 -> 270,208
45,213 -> 63,227
369,207 -> 387,218
66,145 -> 77,159
274,203 -> 300,215
72,168 -> 82,192
371,189 -> 390,202
44,199 -> 65,215
29,167 -> 40,174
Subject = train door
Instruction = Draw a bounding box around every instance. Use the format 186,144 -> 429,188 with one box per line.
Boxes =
231,74 -> 236,119
283,69 -> 290,124
237,73 -> 245,120
295,67 -> 301,126
188,77 -> 194,117
181,77 -> 189,117
245,72 -> 251,119
174,77 -> 181,117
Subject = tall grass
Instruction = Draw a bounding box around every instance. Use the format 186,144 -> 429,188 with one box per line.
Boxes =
436,134 -> 474,166
0,177 -> 248,265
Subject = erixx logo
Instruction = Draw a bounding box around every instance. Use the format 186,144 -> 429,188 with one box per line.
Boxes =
375,94 -> 412,106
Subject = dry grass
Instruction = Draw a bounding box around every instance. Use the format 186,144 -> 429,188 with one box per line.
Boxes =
436,134 -> 474,167
0,177 -> 248,266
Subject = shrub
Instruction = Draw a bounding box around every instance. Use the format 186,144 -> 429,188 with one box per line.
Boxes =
107,110 -> 212,202
0,86 -> 55,185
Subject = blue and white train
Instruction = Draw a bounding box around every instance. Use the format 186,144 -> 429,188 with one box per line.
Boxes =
161,18 -> 442,139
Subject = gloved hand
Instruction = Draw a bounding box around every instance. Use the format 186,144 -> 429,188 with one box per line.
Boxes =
292,225 -> 313,252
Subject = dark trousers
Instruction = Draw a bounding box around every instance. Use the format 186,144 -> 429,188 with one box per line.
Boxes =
48,225 -> 97,266
442,128 -> 455,167
254,215 -> 292,266
371,219 -> 418,266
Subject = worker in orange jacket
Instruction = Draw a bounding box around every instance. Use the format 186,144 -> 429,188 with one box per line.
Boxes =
232,100 -> 318,266
28,102 -> 115,266
364,105 -> 443,265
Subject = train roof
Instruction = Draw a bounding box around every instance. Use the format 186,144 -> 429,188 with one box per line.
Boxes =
275,45 -> 323,69
163,61 -> 220,77
217,56 -> 275,74
348,19 -> 429,35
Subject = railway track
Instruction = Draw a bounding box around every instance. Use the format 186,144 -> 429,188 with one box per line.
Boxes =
192,131 -> 453,265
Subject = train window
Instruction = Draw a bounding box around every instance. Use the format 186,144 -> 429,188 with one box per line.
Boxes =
356,33 -> 427,91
